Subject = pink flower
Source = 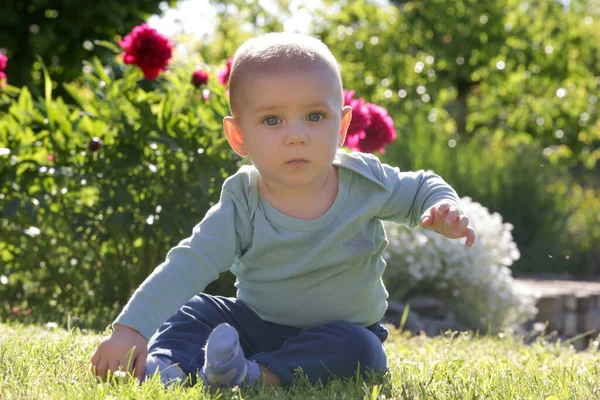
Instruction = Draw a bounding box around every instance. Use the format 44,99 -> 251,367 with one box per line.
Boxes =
191,68 -> 209,87
47,155 -> 54,162
358,103 -> 396,153
0,52 -> 7,71
218,57 -> 233,86
343,90 -> 396,154
119,23 -> 173,80
0,71 -> 6,88
343,90 -> 371,136
343,131 -> 364,152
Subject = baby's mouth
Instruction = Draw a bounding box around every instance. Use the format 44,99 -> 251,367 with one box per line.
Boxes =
286,158 -> 309,164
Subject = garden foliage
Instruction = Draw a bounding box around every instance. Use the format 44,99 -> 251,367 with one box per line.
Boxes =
2,0 -> 598,329
0,41 -> 238,327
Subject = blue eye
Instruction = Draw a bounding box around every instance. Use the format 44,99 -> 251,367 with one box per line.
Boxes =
263,116 -> 280,126
307,113 -> 323,122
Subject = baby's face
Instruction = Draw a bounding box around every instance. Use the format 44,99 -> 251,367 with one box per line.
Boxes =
231,62 -> 350,190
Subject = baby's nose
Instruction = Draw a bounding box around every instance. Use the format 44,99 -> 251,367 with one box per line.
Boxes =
285,123 -> 308,145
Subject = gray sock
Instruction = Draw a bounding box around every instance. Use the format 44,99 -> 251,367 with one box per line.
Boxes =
201,323 -> 262,387
144,355 -> 186,386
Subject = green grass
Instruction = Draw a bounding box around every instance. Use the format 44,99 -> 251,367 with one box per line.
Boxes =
1,323 -> 599,399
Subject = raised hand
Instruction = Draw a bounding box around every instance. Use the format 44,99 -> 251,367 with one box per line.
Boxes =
420,202 -> 476,247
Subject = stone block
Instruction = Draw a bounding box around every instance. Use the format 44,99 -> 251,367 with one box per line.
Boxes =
563,294 -> 577,311
580,310 -> 599,332
406,296 -> 448,319
591,310 -> 600,331
563,311 -> 578,336
535,295 -> 562,331
577,295 -> 593,314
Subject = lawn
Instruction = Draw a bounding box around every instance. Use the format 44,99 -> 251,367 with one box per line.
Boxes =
1,322 -> 599,399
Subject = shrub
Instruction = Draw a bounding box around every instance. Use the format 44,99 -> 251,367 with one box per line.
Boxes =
383,197 -> 538,333
0,43 -> 239,328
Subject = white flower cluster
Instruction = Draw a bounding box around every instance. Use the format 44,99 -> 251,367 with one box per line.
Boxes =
383,197 -> 538,333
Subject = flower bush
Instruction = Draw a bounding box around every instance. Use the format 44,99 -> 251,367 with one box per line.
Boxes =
382,197 -> 538,333
0,25 -> 237,328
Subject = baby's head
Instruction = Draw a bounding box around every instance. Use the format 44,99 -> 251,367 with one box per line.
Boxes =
223,33 -> 352,189
224,33 -> 352,188
228,32 -> 343,116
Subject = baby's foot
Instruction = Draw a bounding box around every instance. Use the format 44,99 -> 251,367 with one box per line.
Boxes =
144,354 -> 186,386
201,323 -> 261,386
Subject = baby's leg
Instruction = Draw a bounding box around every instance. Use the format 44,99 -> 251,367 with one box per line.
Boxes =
250,321 -> 388,385
142,294 -> 286,387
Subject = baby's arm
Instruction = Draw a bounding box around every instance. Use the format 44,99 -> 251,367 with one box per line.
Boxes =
90,188 -> 252,380
376,163 -> 475,246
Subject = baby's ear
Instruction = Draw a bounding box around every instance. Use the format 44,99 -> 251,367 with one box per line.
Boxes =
338,106 -> 353,147
224,116 -> 248,156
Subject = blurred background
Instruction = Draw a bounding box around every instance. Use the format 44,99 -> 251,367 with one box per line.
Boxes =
1,0 -> 599,332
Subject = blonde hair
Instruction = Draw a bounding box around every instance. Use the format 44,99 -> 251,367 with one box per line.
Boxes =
228,32 -> 343,113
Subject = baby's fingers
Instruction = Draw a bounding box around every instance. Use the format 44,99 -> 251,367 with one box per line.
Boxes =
454,215 -> 469,234
445,208 -> 461,226
465,227 -> 476,247
90,349 -> 100,375
420,207 -> 435,227
133,348 -> 148,380
93,355 -> 108,381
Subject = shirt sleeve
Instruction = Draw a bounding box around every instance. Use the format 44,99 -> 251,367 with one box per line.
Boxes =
376,163 -> 462,228
112,188 -> 252,340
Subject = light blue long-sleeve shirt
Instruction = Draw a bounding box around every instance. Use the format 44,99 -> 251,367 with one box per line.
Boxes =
114,150 -> 461,340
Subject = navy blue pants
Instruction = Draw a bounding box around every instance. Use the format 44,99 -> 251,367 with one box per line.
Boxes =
147,294 -> 388,385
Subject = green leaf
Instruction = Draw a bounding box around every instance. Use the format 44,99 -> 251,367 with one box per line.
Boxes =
62,83 -> 98,116
157,97 -> 168,130
0,84 -> 21,97
93,57 -> 112,85
36,56 -> 53,104
92,40 -> 121,54
17,87 -> 33,112
399,304 -> 410,333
